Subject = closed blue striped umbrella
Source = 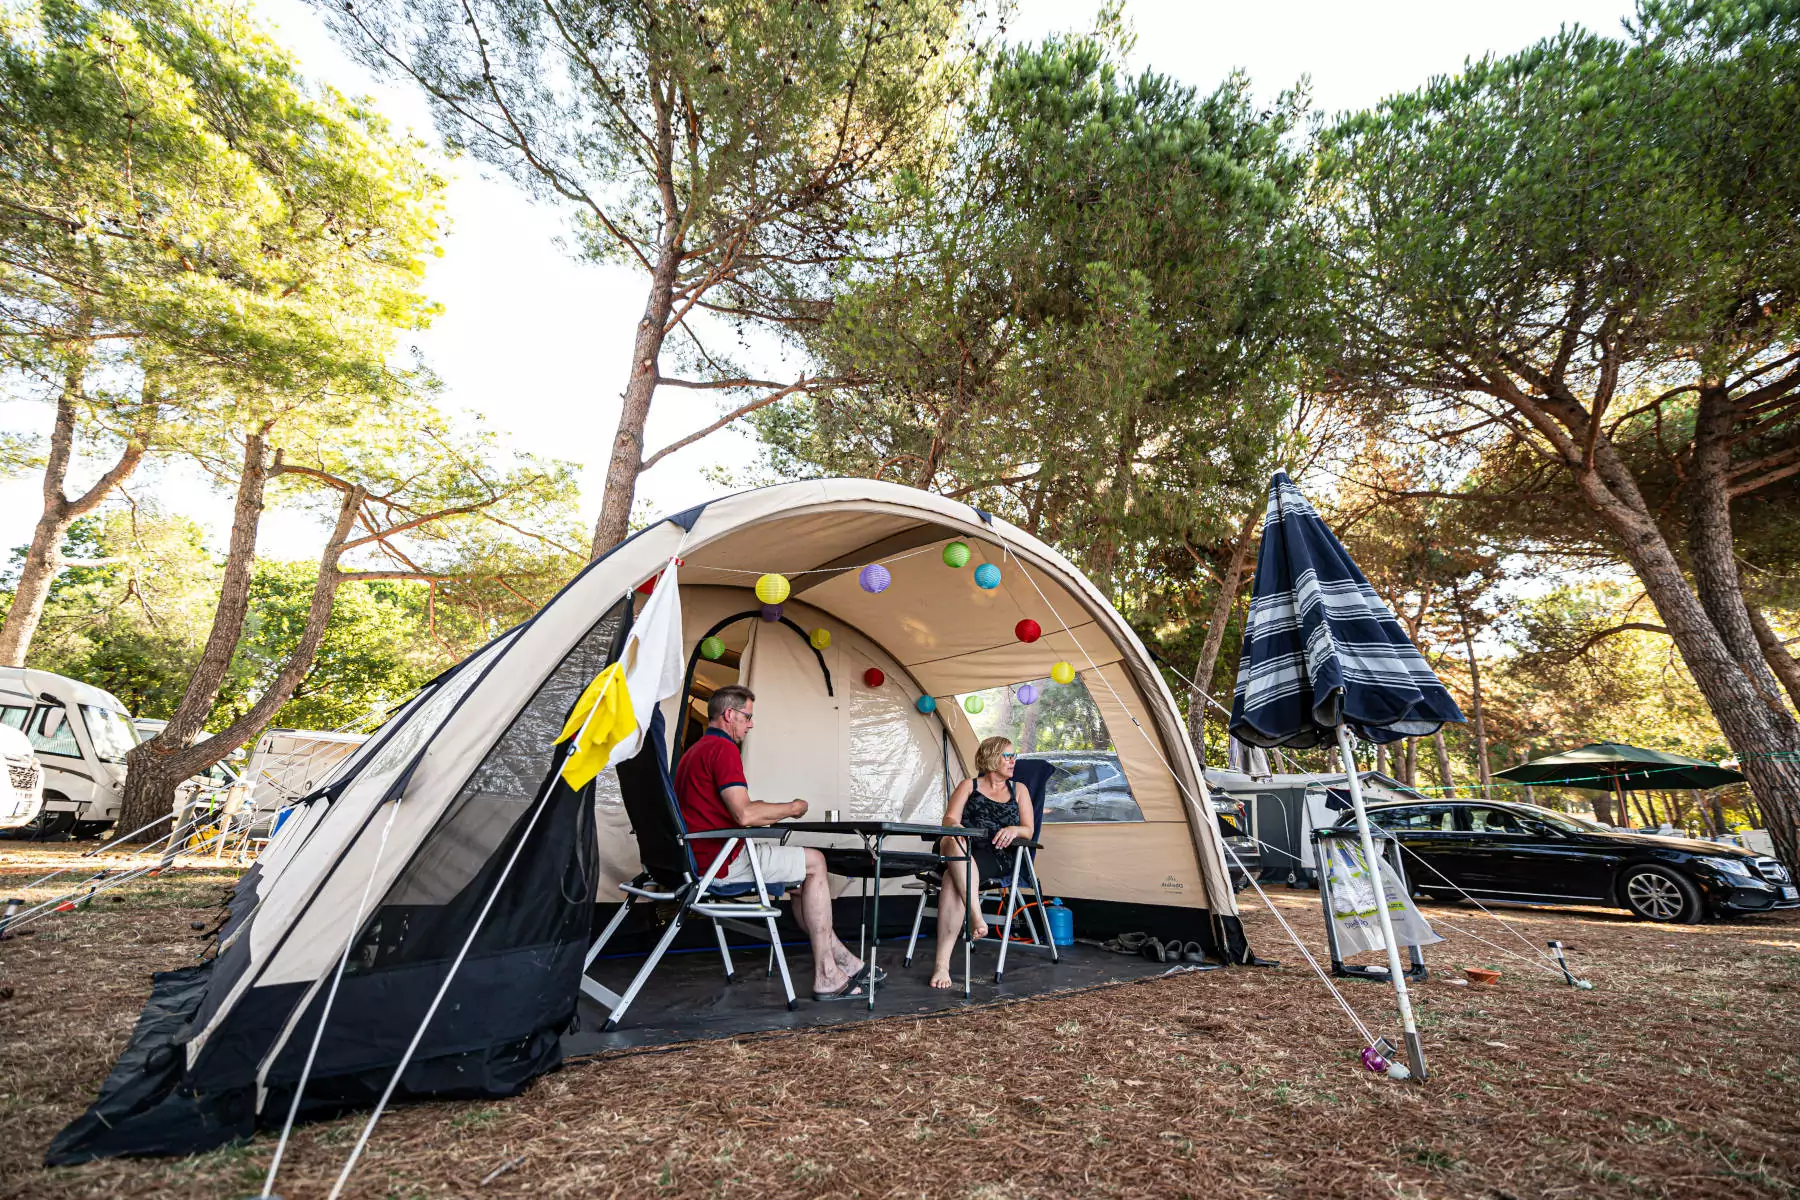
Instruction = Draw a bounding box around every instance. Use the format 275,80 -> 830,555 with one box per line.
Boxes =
1224,471 -> 1463,1082
1229,472 -> 1464,749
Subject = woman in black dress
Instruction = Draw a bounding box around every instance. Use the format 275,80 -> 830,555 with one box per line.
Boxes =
930,735 -> 1036,989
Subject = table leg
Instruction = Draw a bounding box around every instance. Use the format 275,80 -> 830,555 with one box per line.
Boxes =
963,843 -> 973,1000
869,838 -> 883,1011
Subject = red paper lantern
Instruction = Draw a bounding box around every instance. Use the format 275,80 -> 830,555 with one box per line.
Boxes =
863,667 -> 885,688
1014,618 -> 1042,643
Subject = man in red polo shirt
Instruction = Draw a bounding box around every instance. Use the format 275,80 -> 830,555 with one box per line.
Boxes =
675,684 -> 869,1000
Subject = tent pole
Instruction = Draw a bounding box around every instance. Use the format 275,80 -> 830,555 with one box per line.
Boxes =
1335,724 -> 1427,1082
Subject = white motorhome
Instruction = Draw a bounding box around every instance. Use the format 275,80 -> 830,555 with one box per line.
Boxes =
0,667 -> 139,838
0,721 -> 45,830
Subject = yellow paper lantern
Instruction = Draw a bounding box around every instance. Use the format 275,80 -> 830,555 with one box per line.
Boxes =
1050,660 -> 1076,685
755,573 -> 791,605
809,627 -> 831,650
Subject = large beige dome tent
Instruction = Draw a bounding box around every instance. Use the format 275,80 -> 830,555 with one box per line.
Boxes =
50,479 -> 1248,1164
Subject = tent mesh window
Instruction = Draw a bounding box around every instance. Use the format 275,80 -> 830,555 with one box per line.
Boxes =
346,598 -> 632,972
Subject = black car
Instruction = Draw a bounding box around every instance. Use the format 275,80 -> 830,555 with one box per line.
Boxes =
1341,799 -> 1797,923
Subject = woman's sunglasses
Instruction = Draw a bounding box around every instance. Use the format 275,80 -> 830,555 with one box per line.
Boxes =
1001,752 -> 1017,760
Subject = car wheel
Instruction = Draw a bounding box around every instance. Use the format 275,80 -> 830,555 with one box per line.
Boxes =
1621,865 -> 1702,923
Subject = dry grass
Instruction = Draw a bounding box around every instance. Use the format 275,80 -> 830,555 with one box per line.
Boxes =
1,843 -> 1797,1199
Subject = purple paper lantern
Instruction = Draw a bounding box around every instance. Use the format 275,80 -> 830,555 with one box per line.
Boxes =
1015,682 -> 1038,706
760,603 -> 783,622
858,562 -> 891,593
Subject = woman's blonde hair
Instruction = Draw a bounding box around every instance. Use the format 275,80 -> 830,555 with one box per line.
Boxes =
974,736 -> 1014,776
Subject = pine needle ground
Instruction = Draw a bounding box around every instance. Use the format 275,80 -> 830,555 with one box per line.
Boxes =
1,843 -> 1796,1199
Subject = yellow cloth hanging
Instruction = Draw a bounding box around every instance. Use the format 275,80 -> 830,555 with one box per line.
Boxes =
556,662 -> 637,790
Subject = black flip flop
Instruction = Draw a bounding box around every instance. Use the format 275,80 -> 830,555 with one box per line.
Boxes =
848,963 -> 888,986
1141,937 -> 1169,963
813,978 -> 866,1002
1183,941 -> 1207,963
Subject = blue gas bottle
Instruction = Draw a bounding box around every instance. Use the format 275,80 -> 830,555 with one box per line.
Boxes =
1043,898 -> 1074,947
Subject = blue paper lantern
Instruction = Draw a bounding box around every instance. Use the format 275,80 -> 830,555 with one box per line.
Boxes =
974,563 -> 1001,590
760,603 -> 783,622
1016,682 -> 1038,706
915,695 -> 937,714
859,563 -> 891,593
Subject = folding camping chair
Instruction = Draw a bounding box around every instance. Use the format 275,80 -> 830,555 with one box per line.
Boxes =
580,711 -> 797,1031
903,757 -> 1060,982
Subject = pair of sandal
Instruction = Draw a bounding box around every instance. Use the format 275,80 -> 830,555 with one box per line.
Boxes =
1098,932 -> 1210,964
812,961 -> 887,1002
1144,937 -> 1208,964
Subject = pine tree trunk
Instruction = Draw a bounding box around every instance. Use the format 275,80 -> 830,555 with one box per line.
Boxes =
1375,742 -> 1389,776
118,434 -> 270,839
0,350 -> 145,666
1555,428 -> 1800,867
1456,601 -> 1493,796
1745,601 -> 1800,714
1403,737 -> 1417,787
590,91 -> 683,559
1432,730 -> 1454,791
1185,505 -> 1260,760
1688,388 -> 1796,720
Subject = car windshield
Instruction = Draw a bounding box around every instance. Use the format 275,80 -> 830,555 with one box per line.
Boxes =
81,706 -> 140,762
1516,804 -> 1610,833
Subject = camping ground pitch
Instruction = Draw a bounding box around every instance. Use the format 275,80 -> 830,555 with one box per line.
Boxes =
1,845 -> 1797,1198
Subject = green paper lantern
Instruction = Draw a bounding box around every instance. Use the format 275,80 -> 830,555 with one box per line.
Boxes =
963,694 -> 984,714
942,541 -> 971,568
699,636 -> 726,661
809,627 -> 831,650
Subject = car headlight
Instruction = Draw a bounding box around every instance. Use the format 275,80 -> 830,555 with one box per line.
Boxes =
1697,855 -> 1754,878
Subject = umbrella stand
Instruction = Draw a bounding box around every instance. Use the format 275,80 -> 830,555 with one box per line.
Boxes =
1335,723 -> 1428,1082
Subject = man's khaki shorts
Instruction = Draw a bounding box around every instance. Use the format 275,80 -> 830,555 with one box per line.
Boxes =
719,841 -> 808,888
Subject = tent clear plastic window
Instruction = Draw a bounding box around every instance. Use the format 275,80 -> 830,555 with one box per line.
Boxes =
957,674 -> 1144,824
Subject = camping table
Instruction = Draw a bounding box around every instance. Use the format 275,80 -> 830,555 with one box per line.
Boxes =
775,820 -> 982,1009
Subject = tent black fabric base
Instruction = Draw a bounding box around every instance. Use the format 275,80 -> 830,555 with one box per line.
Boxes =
43,959 -> 569,1167
563,935 -> 1211,1056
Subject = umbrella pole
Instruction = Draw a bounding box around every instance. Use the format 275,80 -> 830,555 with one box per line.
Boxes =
1614,776 -> 1630,830
1335,724 -> 1427,1082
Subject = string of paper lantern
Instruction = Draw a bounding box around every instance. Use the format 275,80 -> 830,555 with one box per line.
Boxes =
695,550 -> 1084,702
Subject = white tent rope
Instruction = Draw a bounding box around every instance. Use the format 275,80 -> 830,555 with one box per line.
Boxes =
988,537 -> 1388,1047
260,790 -> 410,1197
1222,841 -> 1381,1046
3,811 -> 214,929
7,811 -> 179,897
324,765 -> 564,1199
1387,842 -> 1569,975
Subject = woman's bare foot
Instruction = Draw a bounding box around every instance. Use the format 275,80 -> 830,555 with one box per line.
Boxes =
973,919 -> 990,941
929,967 -> 953,989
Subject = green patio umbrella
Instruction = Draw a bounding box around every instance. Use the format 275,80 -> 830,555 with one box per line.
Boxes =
1494,742 -> 1745,828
